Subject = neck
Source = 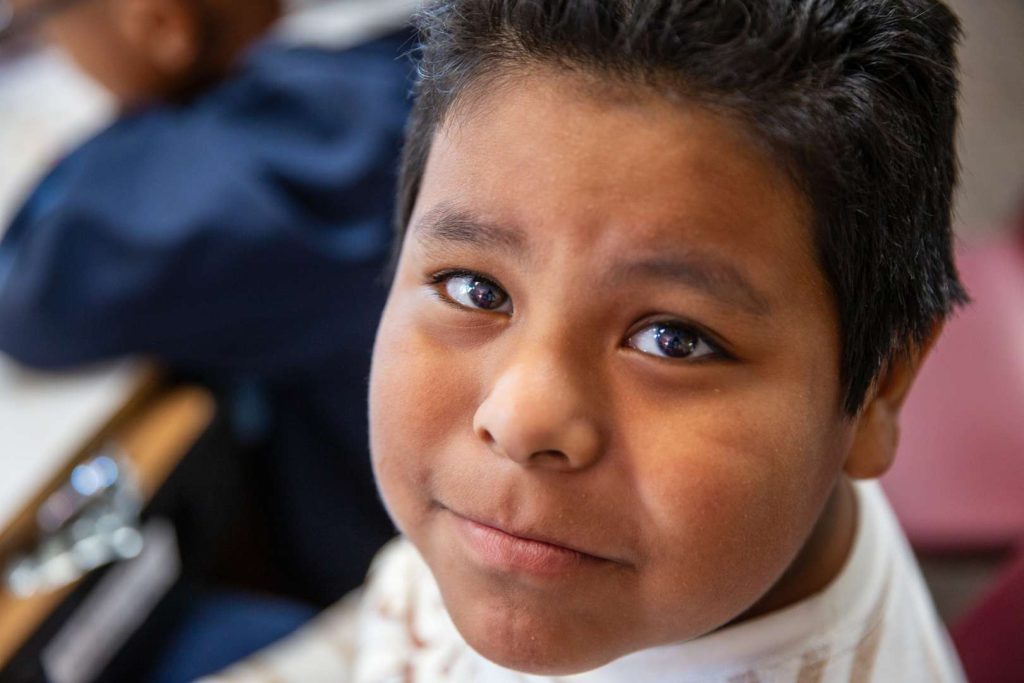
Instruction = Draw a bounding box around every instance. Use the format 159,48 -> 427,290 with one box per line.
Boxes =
733,476 -> 858,623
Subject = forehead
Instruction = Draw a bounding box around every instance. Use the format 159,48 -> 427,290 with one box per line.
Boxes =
411,68 -> 824,311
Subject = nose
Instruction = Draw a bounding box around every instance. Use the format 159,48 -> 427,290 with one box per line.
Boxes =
472,356 -> 603,471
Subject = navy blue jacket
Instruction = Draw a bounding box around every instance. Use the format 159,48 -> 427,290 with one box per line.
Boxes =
0,32 -> 413,601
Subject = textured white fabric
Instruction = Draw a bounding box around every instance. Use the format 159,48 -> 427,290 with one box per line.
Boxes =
197,481 -> 965,683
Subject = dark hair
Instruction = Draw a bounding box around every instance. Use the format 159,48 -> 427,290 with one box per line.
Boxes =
396,0 -> 968,414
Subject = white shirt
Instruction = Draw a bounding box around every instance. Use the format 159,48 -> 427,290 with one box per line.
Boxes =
198,482 -> 965,683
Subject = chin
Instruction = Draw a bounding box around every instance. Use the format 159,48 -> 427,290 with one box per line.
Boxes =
465,631 -> 619,676
446,594 -> 626,676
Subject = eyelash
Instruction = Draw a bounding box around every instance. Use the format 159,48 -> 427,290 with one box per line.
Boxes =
625,317 -> 732,363
428,269 -> 512,313
426,269 -> 732,362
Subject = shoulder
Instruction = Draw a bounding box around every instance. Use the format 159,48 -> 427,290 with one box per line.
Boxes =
855,483 -> 967,682
357,537 -> 449,647
352,538 -> 480,681
78,34 -> 414,165
756,482 -> 965,682
189,540 -> 420,683
669,483 -> 966,683
195,538 -> 471,683
751,482 -> 966,683
211,38 -> 413,131
24,39 -> 412,251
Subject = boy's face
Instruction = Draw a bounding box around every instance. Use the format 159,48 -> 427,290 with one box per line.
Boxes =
370,68 -> 858,673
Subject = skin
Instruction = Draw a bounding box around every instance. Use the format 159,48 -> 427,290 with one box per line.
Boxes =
11,0 -> 279,106
370,67 -> 927,675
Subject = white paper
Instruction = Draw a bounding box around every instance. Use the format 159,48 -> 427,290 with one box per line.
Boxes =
0,358 -> 143,533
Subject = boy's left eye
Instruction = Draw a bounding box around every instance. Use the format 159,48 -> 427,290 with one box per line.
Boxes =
626,323 -> 720,361
436,271 -> 513,313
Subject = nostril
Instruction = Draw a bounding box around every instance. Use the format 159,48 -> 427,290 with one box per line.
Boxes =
473,386 -> 601,468
532,450 -> 571,466
477,426 -> 497,447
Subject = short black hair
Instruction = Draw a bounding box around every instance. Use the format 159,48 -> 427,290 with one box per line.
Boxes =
396,0 -> 968,414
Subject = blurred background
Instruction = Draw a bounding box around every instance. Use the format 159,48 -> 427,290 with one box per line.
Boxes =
946,0 -> 1024,241
0,0 -> 1021,682
0,1 -> 419,681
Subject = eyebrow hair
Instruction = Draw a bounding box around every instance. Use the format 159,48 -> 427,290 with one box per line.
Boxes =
413,202 -> 769,316
413,203 -> 527,255
611,254 -> 771,317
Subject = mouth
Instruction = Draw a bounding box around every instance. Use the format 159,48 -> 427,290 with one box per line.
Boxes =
444,506 -> 618,577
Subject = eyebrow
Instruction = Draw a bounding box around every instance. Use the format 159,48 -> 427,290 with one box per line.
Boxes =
413,203 -> 527,255
611,254 -> 771,317
413,203 -> 770,316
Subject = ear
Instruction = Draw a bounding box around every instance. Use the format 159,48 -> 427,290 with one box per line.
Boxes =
112,0 -> 202,76
843,327 -> 941,480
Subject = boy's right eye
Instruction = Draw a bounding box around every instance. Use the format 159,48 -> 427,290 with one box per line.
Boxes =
431,270 -> 513,314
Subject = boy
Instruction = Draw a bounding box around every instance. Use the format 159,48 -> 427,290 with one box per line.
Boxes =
0,0 -> 415,600
210,0 -> 968,680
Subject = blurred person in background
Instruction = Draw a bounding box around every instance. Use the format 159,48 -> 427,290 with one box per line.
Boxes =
0,0 -> 416,620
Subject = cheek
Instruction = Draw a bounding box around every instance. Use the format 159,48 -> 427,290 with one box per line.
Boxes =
369,294 -> 480,528
625,387 -> 842,629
